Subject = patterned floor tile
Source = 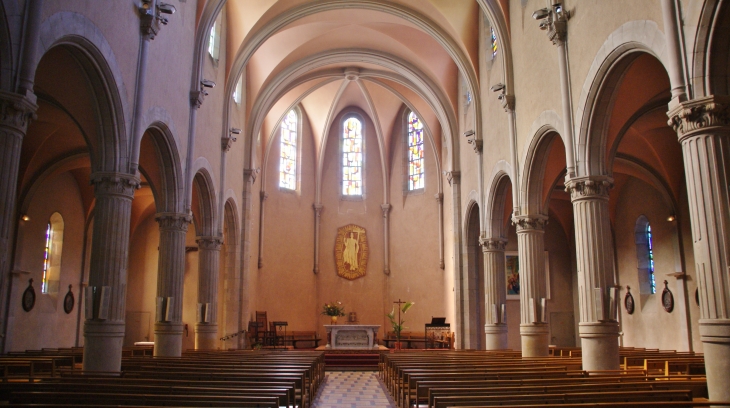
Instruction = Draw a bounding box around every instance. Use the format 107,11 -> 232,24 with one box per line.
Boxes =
311,371 -> 396,408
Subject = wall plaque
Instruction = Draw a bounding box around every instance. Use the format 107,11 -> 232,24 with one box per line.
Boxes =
662,280 -> 674,313
335,224 -> 368,280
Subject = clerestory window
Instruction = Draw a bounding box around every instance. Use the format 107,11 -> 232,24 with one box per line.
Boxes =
279,109 -> 298,190
406,111 -> 425,191
342,116 -> 363,196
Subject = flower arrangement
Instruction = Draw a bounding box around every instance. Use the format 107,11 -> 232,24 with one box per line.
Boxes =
386,301 -> 414,340
321,301 -> 345,317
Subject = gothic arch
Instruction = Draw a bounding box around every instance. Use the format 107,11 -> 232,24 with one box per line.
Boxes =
574,20 -> 668,178
691,0 -> 730,96
37,11 -> 130,173
0,0 -> 18,91
191,168 -> 217,237
521,124 -> 564,216
484,161 -> 512,240
139,118 -> 184,214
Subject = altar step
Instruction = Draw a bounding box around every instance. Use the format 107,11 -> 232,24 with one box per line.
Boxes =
324,353 -> 380,371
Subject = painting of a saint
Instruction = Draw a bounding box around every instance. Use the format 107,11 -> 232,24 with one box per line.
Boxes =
505,252 -> 520,299
335,224 -> 368,280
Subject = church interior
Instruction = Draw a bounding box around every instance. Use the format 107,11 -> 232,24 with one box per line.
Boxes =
1,0 -> 729,405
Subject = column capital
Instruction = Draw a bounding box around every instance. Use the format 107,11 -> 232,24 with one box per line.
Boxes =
260,191 -> 268,201
480,238 -> 507,252
138,1 -> 175,40
380,203 -> 391,216
500,94 -> 515,112
313,203 -> 324,217
243,168 -> 259,183
435,193 -> 444,203
155,212 -> 191,231
0,90 -> 38,131
90,172 -> 140,199
534,6 -> 571,46
667,95 -> 730,141
221,135 -> 236,152
444,170 -> 460,186
513,214 -> 547,232
190,90 -> 205,109
196,236 -> 223,251
565,175 -> 613,201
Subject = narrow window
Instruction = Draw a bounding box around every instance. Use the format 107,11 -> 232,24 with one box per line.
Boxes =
208,12 -> 222,61
279,109 -> 298,190
232,75 -> 242,104
647,224 -> 656,294
490,26 -> 498,59
407,111 -> 425,191
342,117 -> 363,196
42,212 -> 64,294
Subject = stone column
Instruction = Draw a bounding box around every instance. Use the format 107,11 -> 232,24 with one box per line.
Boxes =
257,192 -> 267,268
445,171 -> 465,348
436,193 -> 445,269
480,238 -> 508,349
195,235 -> 222,349
0,93 -> 37,340
153,212 -> 190,356
312,204 -> 323,274
381,204 -> 391,275
565,176 -> 620,371
83,172 -> 139,372
514,215 -> 549,357
668,96 -> 730,401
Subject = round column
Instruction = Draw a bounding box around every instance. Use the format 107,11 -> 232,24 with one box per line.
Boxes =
83,172 -> 139,372
480,238 -> 508,349
668,96 -> 730,401
153,212 -> 190,356
514,215 -> 549,357
565,176 -> 620,371
195,235 -> 222,349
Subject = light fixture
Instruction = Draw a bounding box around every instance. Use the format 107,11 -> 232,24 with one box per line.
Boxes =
490,83 -> 505,93
230,128 -> 241,135
667,214 -> 676,222
21,215 -> 30,222
532,8 -> 550,20
463,130 -> 475,138
201,79 -> 216,88
158,3 -> 176,14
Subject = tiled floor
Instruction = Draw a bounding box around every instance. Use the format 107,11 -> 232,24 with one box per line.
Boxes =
311,371 -> 396,408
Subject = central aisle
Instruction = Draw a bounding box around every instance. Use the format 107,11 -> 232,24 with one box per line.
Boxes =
311,371 -> 396,408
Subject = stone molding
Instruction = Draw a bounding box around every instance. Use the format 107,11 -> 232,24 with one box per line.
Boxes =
380,203 -> 391,217
243,168 -> 259,184
260,191 -> 268,201
479,238 -> 507,252
565,176 -> 613,201
190,90 -> 205,109
313,203 -> 323,217
500,94 -> 515,112
513,215 -> 547,232
155,212 -> 191,231
221,135 -> 235,152
667,95 -> 730,141
0,91 -> 38,131
90,172 -> 140,198
196,236 -> 223,251
444,170 -> 460,186
435,192 -> 443,203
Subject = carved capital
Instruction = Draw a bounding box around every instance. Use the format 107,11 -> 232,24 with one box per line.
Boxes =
243,168 -> 259,184
500,94 -> 515,112
190,90 -> 205,109
435,193 -> 444,203
313,203 -> 324,217
565,175 -> 613,201
513,215 -> 547,232
479,238 -> 508,252
155,212 -> 191,231
667,95 -> 730,141
196,236 -> 223,251
139,7 -> 160,39
90,172 -> 140,199
0,91 -> 38,132
221,135 -> 236,152
547,19 -> 568,45
444,170 -> 461,186
380,204 -> 391,217
260,191 -> 268,201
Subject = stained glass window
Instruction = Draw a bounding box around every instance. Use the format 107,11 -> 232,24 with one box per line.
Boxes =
42,223 -> 52,294
490,26 -> 498,59
342,117 -> 363,196
407,111 -> 425,190
279,109 -> 298,190
647,224 -> 656,294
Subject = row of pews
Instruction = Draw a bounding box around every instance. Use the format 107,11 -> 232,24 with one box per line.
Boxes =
0,346 -> 324,407
380,347 -> 730,408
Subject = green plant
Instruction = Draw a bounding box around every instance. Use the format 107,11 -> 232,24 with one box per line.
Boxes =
386,301 -> 414,340
321,301 -> 345,317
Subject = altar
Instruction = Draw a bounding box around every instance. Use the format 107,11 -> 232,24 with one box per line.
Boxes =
324,324 -> 380,349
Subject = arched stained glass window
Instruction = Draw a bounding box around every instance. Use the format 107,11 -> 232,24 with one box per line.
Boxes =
407,111 -> 425,190
342,117 -> 363,196
279,109 -> 298,190
647,224 -> 656,294
490,26 -> 498,59
42,212 -> 64,294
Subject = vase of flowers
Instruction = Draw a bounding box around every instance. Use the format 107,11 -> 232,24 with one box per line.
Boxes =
322,301 -> 345,324
386,300 -> 414,350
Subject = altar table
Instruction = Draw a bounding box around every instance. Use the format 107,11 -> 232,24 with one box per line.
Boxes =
324,324 -> 380,349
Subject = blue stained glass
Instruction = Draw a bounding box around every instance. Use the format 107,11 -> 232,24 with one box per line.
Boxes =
647,225 -> 656,294
490,26 -> 498,58
42,223 -> 51,294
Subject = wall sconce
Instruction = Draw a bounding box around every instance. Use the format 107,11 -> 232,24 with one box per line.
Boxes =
21,215 -> 30,222
667,214 -> 676,222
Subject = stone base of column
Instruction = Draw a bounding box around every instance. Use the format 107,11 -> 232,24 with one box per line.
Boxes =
700,319 -> 730,401
195,323 -> 218,350
579,321 -> 620,371
83,320 -> 125,372
485,324 -> 508,350
154,322 -> 183,356
520,323 -> 549,357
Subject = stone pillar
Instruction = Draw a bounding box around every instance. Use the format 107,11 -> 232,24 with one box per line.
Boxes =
0,94 -> 37,333
312,204 -> 323,274
436,193 -> 445,269
514,215 -> 549,357
445,171 -> 465,348
153,212 -> 190,356
257,192 -> 267,268
480,238 -> 508,349
381,204 -> 391,275
565,176 -> 620,371
195,235 -> 222,349
83,172 -> 139,372
668,96 -> 730,401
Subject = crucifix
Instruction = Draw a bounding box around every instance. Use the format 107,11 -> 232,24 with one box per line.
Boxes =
394,298 -> 406,345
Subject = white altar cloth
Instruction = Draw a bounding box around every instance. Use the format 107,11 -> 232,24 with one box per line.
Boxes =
324,324 -> 380,349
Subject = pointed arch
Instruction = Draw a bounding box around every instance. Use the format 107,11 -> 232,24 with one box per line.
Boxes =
191,168 -> 217,237
485,161 -> 513,240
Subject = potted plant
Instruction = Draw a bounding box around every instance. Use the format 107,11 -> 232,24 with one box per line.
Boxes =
322,301 -> 345,324
386,301 -> 414,350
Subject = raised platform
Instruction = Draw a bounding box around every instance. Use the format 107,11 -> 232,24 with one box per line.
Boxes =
316,345 -> 389,371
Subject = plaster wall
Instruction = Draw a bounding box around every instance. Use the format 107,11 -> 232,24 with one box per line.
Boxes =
7,172 -> 85,351
125,213 -> 159,346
